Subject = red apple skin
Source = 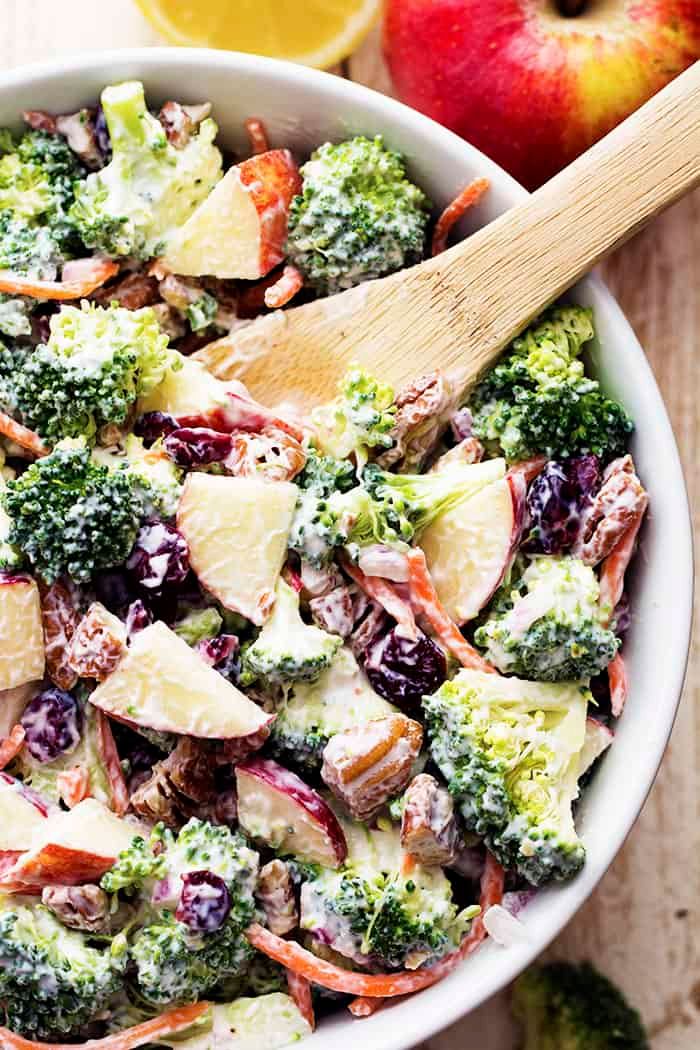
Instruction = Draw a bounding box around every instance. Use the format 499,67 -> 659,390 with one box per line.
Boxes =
384,0 -> 700,189
5,844 -> 117,887
236,757 -> 348,868
237,150 -> 302,275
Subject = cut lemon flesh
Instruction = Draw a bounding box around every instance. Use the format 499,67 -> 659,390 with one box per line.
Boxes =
135,0 -> 381,68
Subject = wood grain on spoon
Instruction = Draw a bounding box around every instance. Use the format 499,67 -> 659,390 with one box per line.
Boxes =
195,61 -> 700,407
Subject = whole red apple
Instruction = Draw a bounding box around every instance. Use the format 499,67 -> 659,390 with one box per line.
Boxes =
384,0 -> 700,189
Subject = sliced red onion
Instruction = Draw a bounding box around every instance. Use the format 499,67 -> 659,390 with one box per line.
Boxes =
357,545 -> 409,583
482,904 -> 529,947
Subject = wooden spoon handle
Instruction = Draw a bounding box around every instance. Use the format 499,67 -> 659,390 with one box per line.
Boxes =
197,61 -> 700,406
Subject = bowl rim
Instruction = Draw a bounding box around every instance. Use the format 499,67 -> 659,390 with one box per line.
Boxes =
0,46 -> 692,1049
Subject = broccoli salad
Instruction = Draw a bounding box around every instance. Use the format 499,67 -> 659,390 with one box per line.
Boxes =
0,81 -> 648,1048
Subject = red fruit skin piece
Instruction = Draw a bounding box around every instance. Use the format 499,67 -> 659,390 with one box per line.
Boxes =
237,149 -> 302,275
384,0 -> 700,190
7,844 -> 117,887
236,757 -> 348,868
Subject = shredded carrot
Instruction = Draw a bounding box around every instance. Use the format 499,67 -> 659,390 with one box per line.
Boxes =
286,969 -> 315,1031
348,996 -> 407,1018
95,709 -> 129,816
406,548 -> 496,672
245,117 -> 270,156
607,652 -> 629,718
0,258 -> 119,301
56,766 -> 90,809
0,412 -> 48,457
340,555 -> 417,640
0,726 -> 25,770
599,512 -> 645,619
264,265 -> 304,309
0,1003 -> 210,1050
431,178 -> 490,256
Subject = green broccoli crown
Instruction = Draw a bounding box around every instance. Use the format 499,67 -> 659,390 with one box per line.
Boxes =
92,433 -> 184,519
474,556 -> 619,682
287,135 -> 430,296
241,577 -> 342,685
2,444 -> 142,583
423,669 -> 589,885
0,295 -> 32,339
0,129 -> 86,277
12,302 -> 174,444
296,445 -> 356,498
288,488 -> 344,569
0,903 -> 121,1039
301,822 -> 473,970
311,367 -> 397,466
131,910 -> 254,1006
513,961 -> 649,1050
101,835 -> 166,895
469,306 -> 634,463
70,80 -> 222,258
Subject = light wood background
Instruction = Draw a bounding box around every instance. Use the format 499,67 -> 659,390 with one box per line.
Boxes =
2,5 -> 698,1047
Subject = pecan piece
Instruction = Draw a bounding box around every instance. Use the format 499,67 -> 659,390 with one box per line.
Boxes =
55,110 -> 103,170
130,737 -> 218,827
225,428 -> 306,483
66,602 -> 127,681
90,272 -> 160,309
39,579 -> 81,691
158,101 -> 211,148
400,774 -> 458,866
130,761 -> 182,827
321,714 -> 423,822
576,455 -> 649,566
42,885 -> 111,933
430,436 -> 484,472
309,586 -> 354,639
256,859 -> 298,935
377,371 -> 459,472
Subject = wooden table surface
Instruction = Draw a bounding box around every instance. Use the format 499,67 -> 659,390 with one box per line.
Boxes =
2,5 -> 699,1047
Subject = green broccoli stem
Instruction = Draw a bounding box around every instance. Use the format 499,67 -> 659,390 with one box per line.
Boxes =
101,81 -> 154,152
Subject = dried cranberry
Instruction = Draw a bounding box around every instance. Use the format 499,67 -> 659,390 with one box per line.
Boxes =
164,427 -> 232,467
450,407 -> 473,443
613,593 -> 631,636
93,569 -> 136,615
364,627 -> 447,714
197,634 -> 240,681
133,412 -> 179,448
176,870 -> 231,932
523,455 -> 601,555
94,104 -> 111,161
126,521 -> 190,594
21,688 -> 82,763
125,599 -> 152,639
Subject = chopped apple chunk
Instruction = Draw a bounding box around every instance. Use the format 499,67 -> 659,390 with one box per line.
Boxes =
0,772 -> 48,850
237,757 -> 347,868
0,574 -> 45,689
163,149 -> 302,279
4,798 -> 138,886
90,621 -> 272,740
178,473 -> 297,625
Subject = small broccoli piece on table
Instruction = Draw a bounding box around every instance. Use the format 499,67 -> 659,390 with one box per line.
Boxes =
2,444 -> 142,583
0,128 -> 85,277
70,80 -> 222,259
101,819 -> 259,1006
474,556 -> 619,682
0,901 -> 121,1039
300,818 -> 476,971
12,302 -> 175,445
423,668 -> 590,885
469,306 -> 634,463
241,577 -> 342,686
286,135 -> 430,295
512,960 -> 649,1050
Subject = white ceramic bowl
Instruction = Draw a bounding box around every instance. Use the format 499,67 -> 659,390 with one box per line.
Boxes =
0,48 -> 691,1050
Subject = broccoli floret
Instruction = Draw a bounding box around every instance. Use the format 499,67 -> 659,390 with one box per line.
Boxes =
312,367 -> 397,466
296,445 -> 356,497
12,302 -> 175,445
0,902 -> 121,1038
174,606 -> 223,647
185,292 -> 218,332
0,128 -> 85,277
286,136 -> 430,295
0,296 -> 31,338
70,80 -> 222,259
474,557 -> 619,682
512,961 -> 649,1050
2,444 -> 142,583
101,819 -> 259,1006
469,306 -> 634,463
300,820 -> 475,970
288,488 -> 344,569
423,668 -> 590,885
93,433 -> 184,519
241,577 -> 342,685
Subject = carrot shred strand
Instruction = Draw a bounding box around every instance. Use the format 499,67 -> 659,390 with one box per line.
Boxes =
245,117 -> 270,156
0,412 -> 49,457
286,969 -> 316,1031
0,259 -> 119,302
341,555 -> 417,641
264,265 -> 304,309
0,1002 -> 210,1050
431,178 -> 490,256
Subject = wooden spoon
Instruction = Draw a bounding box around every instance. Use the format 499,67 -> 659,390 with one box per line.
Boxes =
195,61 -> 700,406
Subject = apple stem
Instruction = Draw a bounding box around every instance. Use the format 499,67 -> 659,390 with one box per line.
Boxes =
556,0 -> 587,14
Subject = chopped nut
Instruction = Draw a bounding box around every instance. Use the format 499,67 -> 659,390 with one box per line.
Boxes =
225,428 -> 307,483
39,579 -> 81,691
42,885 -> 111,934
430,436 -> 484,472
151,302 -> 186,342
321,714 -> 423,822
90,272 -> 160,309
130,737 -> 217,828
400,774 -> 458,866
575,455 -> 649,566
256,859 -> 298,935
55,110 -> 103,170
377,371 -> 459,472
66,602 -> 127,681
309,586 -> 354,639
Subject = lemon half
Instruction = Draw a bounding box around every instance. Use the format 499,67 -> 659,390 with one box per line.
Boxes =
135,0 -> 382,69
